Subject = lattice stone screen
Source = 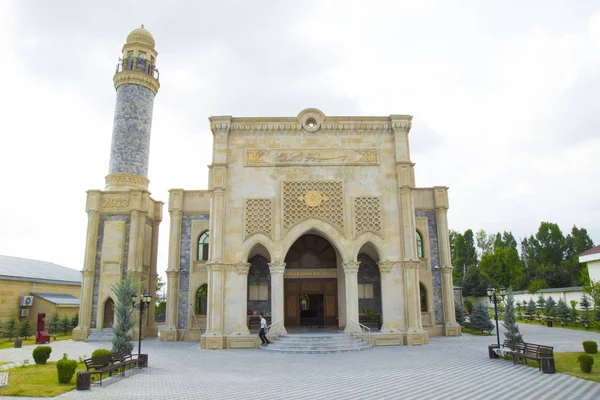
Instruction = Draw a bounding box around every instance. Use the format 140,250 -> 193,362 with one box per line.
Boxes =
283,181 -> 344,232
244,198 -> 273,239
354,196 -> 382,237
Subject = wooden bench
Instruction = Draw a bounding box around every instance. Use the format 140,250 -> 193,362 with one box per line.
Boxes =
505,341 -> 554,372
83,354 -> 122,386
83,351 -> 142,385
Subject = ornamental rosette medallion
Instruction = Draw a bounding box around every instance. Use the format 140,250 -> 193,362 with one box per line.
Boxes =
298,190 -> 329,208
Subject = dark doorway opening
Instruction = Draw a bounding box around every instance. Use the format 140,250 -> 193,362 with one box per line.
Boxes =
299,294 -> 324,327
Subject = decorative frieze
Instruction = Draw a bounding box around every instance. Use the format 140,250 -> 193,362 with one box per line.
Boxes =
353,196 -> 383,238
244,149 -> 379,166
244,198 -> 273,240
283,181 -> 344,233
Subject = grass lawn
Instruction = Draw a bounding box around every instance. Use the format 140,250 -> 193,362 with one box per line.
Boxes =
0,362 -> 83,397
462,327 -> 494,336
553,352 -> 600,383
0,333 -> 72,350
515,318 -> 600,334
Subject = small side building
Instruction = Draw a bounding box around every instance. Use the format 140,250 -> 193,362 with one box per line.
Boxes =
580,244 -> 600,284
0,255 -> 81,325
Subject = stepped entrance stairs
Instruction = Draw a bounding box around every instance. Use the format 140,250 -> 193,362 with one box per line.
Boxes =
86,328 -> 113,342
260,330 -> 371,354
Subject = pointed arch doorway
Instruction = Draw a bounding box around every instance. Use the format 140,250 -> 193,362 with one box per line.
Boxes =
283,234 -> 339,328
103,298 -> 115,328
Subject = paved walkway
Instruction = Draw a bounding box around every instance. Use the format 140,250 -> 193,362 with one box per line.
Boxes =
0,323 -> 599,400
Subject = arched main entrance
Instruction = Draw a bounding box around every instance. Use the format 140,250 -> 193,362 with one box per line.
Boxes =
283,234 -> 339,327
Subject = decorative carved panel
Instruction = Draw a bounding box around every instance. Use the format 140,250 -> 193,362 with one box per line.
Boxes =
283,181 -> 344,233
244,198 -> 273,239
354,196 -> 383,238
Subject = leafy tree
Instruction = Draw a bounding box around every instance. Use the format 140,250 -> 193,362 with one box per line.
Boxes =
4,315 -> 17,339
60,316 -> 71,335
475,229 -> 495,256
564,226 -> 595,285
111,272 -> 140,353
470,303 -> 495,333
451,229 -> 478,284
536,264 -> 572,288
502,289 -> 523,343
535,222 -> 566,267
48,312 -> 60,336
584,280 -> 600,325
556,298 -> 570,326
479,246 -> 522,289
528,279 -> 548,294
580,294 -> 592,328
570,300 -> 579,324
461,265 -> 490,297
464,299 -> 473,314
19,319 -> 33,339
525,299 -> 537,321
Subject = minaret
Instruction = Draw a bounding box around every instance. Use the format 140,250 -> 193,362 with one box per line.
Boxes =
106,25 -> 160,191
73,26 -> 163,341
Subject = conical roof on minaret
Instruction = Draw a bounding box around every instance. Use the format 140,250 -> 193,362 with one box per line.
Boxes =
126,25 -> 155,48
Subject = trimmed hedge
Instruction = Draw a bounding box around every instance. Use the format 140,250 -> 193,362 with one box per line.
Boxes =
583,340 -> 598,354
56,353 -> 77,384
577,354 -> 594,373
32,346 -> 52,365
91,349 -> 112,358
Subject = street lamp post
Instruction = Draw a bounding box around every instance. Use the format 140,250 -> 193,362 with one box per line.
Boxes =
487,287 -> 506,350
132,292 -> 152,359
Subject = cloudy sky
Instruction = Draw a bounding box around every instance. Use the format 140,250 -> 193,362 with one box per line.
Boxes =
1,1 -> 599,276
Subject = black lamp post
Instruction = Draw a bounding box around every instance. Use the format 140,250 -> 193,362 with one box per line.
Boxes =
487,286 -> 506,349
132,292 -> 152,356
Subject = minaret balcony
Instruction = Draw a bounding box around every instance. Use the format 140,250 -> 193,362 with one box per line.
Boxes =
115,57 -> 159,81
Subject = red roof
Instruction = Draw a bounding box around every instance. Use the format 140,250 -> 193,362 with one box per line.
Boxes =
581,244 -> 600,257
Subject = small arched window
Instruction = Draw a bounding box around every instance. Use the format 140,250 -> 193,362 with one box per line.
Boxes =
196,284 -> 208,315
197,231 -> 209,261
416,231 -> 423,258
420,283 -> 427,312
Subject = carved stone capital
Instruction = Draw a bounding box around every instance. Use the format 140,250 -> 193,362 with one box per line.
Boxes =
105,173 -> 149,191
398,187 -> 412,195
403,260 -> 421,270
81,270 -> 94,278
235,263 -> 251,275
343,261 -> 360,274
212,187 -> 225,197
166,270 -> 179,277
170,209 -> 183,218
377,261 -> 396,274
441,265 -> 454,274
206,263 -> 225,272
114,71 -> 160,94
268,262 -> 286,275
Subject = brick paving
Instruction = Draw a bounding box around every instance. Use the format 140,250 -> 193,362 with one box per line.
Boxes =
0,323 -> 598,400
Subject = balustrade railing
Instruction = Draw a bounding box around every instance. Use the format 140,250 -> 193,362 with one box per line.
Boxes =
115,57 -> 160,80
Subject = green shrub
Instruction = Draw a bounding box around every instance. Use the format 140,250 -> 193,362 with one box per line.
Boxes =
577,354 -> 594,373
91,349 -> 112,358
583,340 -> 598,354
32,346 -> 52,364
56,353 -> 77,384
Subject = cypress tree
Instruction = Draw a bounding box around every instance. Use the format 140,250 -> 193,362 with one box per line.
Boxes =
455,302 -> 466,326
556,298 -> 570,326
470,303 -> 495,333
111,272 -> 140,353
545,296 -> 557,320
525,299 -> 536,321
580,294 -> 592,329
48,312 -> 60,336
502,288 -> 523,343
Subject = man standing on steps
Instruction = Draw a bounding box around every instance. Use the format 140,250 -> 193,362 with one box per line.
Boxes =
259,313 -> 270,346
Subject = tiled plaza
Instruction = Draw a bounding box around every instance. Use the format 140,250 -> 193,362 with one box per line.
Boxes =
1,323 -> 599,400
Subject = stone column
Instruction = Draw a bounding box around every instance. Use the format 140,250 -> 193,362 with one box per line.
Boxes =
232,263 -> 251,335
206,263 -> 225,335
73,210 -> 99,341
434,188 -> 461,336
209,188 -> 225,261
147,219 -> 161,336
404,261 -> 423,331
378,261 -> 399,332
268,262 -> 287,335
161,208 -> 182,341
343,261 -> 360,333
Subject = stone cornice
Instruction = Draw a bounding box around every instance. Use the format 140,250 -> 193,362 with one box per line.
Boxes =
403,260 -> 421,270
105,173 -> 149,191
113,71 -> 160,94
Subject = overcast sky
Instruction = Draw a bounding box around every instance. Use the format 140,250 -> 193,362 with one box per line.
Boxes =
1,1 -> 599,277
